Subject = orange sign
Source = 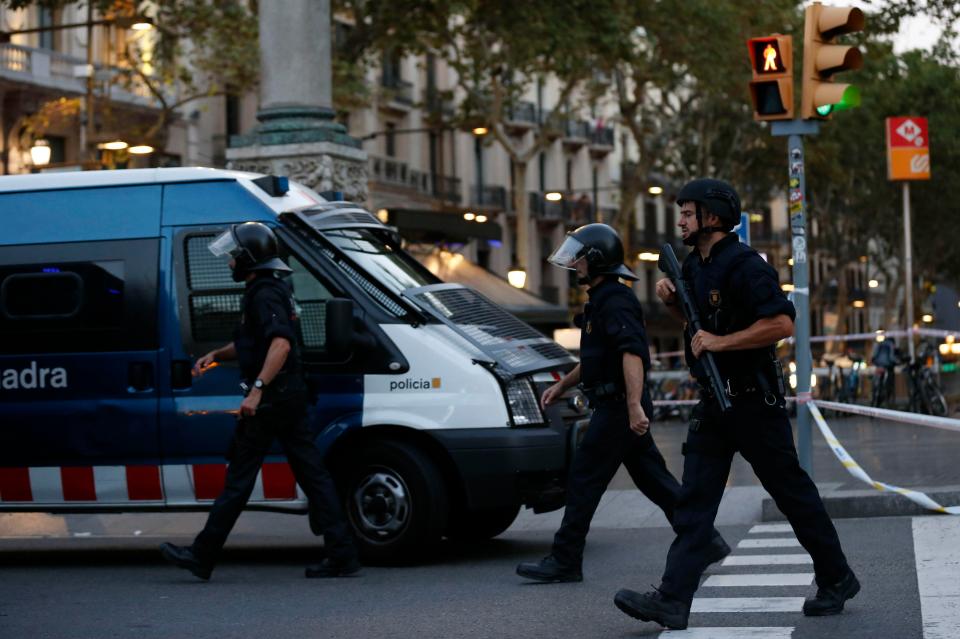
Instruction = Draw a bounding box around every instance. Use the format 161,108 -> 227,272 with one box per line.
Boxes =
886,116 -> 931,181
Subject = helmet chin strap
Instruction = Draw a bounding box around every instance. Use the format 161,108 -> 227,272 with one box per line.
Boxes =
682,202 -> 727,246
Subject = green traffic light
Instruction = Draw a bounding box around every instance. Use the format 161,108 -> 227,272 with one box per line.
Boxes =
814,85 -> 860,117
816,104 -> 834,116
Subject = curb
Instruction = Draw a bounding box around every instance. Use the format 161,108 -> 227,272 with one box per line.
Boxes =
762,486 -> 960,520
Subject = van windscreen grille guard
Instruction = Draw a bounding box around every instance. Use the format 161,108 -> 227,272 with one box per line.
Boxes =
402,283 -> 576,378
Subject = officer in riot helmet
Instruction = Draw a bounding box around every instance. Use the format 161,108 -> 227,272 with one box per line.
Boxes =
160,222 -> 359,580
614,179 -> 858,630
516,223 -> 729,584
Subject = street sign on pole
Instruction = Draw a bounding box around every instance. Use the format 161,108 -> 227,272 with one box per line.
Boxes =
887,116 -> 931,362
734,212 -> 751,245
886,116 -> 931,181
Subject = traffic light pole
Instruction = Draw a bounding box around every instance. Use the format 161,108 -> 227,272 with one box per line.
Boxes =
772,118 -> 820,476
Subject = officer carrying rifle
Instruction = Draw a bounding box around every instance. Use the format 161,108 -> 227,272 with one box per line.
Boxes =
516,223 -> 729,584
614,179 -> 858,630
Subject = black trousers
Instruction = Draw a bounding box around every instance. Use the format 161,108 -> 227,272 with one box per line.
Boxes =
192,401 -> 355,566
552,402 -> 705,567
659,397 -> 850,604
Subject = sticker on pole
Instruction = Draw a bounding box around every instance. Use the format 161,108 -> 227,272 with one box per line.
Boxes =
886,116 -> 931,181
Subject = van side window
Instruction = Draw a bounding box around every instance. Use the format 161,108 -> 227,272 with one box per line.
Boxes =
287,255 -> 334,350
0,240 -> 159,354
184,234 -> 244,345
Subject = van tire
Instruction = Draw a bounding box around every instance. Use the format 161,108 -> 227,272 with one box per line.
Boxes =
342,440 -> 448,564
445,503 -> 520,542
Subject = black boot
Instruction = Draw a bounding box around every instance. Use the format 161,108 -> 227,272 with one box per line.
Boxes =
614,588 -> 690,630
516,555 -> 583,583
305,556 -> 362,578
705,534 -> 731,566
159,542 -> 212,581
803,570 -> 860,616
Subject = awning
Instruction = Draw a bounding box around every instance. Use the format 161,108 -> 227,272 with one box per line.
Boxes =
388,208 -> 502,243
412,248 -> 570,328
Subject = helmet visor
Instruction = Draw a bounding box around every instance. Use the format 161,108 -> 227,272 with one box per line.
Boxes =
547,236 -> 586,270
208,228 -> 242,259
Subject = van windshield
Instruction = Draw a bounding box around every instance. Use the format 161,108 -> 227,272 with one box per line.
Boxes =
325,228 -> 436,294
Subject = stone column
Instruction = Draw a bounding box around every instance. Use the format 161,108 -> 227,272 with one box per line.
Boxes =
226,0 -> 367,201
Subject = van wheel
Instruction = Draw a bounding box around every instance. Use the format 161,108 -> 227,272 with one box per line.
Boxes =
343,440 -> 448,564
445,503 -> 520,542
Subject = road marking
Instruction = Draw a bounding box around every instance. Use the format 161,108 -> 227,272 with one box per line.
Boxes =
738,538 -> 801,549
656,628 -> 794,638
723,554 -> 812,566
703,573 -> 814,587
690,597 -> 804,613
748,524 -> 793,534
913,517 -> 960,639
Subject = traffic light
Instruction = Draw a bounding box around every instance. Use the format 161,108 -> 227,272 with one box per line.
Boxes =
747,34 -> 793,121
801,3 -> 865,120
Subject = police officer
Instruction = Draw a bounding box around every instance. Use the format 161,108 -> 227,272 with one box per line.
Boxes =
614,179 -> 858,630
160,222 -> 359,580
516,224 -> 729,583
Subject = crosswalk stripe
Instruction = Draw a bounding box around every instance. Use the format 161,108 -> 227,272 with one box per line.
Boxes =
703,573 -> 814,587
913,517 -> 960,639
656,627 -> 794,638
691,597 -> 804,613
748,524 -> 794,534
738,538 -> 801,549
723,554 -> 812,566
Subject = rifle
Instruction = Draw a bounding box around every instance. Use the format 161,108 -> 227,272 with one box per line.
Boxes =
658,244 -> 733,412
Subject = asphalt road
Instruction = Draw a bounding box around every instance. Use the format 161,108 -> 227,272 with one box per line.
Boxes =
0,517 -> 927,639
2,411 -> 957,638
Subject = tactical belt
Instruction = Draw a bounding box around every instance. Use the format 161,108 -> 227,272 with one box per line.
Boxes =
579,382 -> 626,407
698,371 -> 783,407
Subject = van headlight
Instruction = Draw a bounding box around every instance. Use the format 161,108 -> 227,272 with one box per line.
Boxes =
504,378 -> 544,426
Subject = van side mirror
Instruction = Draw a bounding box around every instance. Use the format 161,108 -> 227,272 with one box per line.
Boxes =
325,298 -> 354,358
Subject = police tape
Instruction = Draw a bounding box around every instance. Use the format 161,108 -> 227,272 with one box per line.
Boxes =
808,401 -> 960,515
812,399 -> 960,434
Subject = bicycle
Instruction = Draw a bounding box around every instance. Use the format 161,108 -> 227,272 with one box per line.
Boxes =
905,344 -> 949,417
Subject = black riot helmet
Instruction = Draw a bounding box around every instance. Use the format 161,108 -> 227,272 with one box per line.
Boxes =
208,222 -> 292,282
676,178 -> 742,246
547,223 -> 638,282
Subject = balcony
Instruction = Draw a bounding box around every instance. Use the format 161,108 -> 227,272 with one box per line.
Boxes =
380,75 -> 414,112
470,185 -> 508,210
504,100 -> 537,135
588,125 -> 615,158
432,174 -> 462,203
0,43 -> 156,107
562,119 -> 590,150
368,155 -> 428,192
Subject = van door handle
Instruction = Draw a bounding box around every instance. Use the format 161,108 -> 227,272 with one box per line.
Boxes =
171,359 -> 192,390
128,362 -> 155,392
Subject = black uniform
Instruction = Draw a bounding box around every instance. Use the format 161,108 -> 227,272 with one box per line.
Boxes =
191,273 -> 356,568
551,277 -> 719,568
658,234 -> 850,604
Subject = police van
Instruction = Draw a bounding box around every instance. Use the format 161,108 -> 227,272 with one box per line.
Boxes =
0,168 -> 588,561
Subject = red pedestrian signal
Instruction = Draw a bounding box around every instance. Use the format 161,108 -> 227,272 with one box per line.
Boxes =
747,34 -> 794,121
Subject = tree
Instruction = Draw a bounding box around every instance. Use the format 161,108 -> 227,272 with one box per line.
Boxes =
601,0 -> 798,258
3,0 -> 259,156
333,0 -> 625,281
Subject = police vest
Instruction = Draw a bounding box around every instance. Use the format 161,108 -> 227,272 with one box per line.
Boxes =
682,240 -> 776,381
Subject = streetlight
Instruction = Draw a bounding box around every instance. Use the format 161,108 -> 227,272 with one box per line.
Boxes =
30,139 -> 51,167
637,252 -> 659,262
463,212 -> 476,221
474,214 -> 488,223
922,314 -> 934,323
97,140 -> 129,150
507,266 -> 527,289
545,191 -> 563,202
129,145 -> 155,155
852,300 -> 865,308
868,279 -> 879,288
472,126 -> 489,136
647,186 -> 663,195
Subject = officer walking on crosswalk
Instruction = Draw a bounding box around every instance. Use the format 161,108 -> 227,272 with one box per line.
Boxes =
614,179 -> 858,630
516,223 -> 729,584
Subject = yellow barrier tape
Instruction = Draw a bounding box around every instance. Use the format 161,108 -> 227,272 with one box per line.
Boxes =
808,402 -> 960,515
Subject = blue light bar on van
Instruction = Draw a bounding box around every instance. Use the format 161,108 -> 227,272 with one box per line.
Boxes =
42,267 -> 61,273
252,175 -> 289,197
